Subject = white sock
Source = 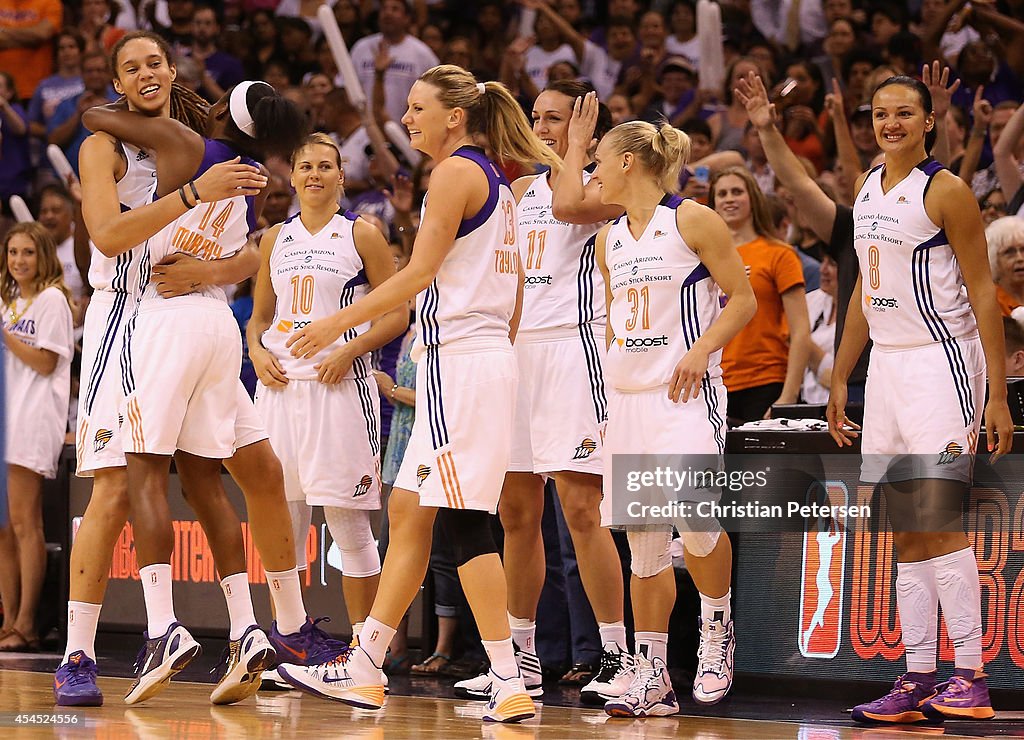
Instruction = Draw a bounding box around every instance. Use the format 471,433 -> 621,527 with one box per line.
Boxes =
352,621 -> 364,639
508,614 -> 536,653
483,637 -> 518,679
896,558 -> 939,673
140,564 -> 176,637
599,621 -> 628,652
359,617 -> 396,667
933,547 -> 983,671
220,572 -> 257,641
265,567 -> 306,635
64,601 -> 101,662
701,589 -> 732,625
635,631 -> 668,663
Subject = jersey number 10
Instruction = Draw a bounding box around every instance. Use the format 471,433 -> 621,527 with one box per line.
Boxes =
290,274 -> 315,315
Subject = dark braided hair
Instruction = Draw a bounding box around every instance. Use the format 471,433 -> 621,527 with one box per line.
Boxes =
110,31 -> 209,134
169,82 -> 209,135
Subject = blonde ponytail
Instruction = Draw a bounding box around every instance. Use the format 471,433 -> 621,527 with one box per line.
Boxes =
418,65 -> 562,172
604,121 -> 691,192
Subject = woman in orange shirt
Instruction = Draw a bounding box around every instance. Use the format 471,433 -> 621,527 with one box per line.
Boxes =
711,166 -> 811,423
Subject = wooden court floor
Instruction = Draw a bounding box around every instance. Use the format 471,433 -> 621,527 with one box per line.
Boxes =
0,668 -> 987,740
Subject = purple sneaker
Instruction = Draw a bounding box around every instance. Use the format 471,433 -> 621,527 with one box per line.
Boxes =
851,672 -> 937,724
923,669 -> 995,720
54,651 -> 103,706
269,617 -> 350,667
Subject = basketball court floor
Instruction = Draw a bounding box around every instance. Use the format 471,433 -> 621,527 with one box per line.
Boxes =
1,643 -> 1020,739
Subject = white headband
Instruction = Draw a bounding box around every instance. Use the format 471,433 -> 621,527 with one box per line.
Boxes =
477,82 -> 485,95
229,81 -> 271,138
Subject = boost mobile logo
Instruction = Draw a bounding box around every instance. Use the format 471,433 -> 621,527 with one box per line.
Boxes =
864,295 -> 898,309
799,481 -> 849,659
617,335 -> 669,349
525,275 -> 552,285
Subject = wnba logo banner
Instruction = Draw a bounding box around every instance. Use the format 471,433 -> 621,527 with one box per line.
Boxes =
798,481 -> 849,659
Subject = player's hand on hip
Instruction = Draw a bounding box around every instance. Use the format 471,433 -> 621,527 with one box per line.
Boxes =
287,314 -> 344,359
152,253 -> 207,297
315,345 -> 356,385
985,398 -> 1014,463
194,157 -> 268,202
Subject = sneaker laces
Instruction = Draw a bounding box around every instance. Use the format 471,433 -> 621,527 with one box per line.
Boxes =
305,617 -> 351,663
697,624 -> 729,677
870,675 -> 924,705
936,675 -> 971,697
64,660 -> 97,686
131,642 -> 148,674
594,649 -> 624,682
210,645 -> 234,681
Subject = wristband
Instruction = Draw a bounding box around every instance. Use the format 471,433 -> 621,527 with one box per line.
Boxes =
188,180 -> 201,204
179,187 -> 194,208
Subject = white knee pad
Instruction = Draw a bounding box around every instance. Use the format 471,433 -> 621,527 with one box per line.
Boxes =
324,507 -> 381,578
627,529 -> 673,578
288,501 -> 313,571
681,528 -> 722,558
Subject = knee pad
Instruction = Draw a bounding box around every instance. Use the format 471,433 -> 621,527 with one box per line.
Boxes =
324,507 -> 381,577
627,530 -> 673,578
681,528 -> 722,558
436,509 -> 497,567
288,501 -> 312,571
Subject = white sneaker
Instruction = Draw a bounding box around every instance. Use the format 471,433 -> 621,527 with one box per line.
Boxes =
278,645 -> 384,709
692,617 -> 735,705
124,622 -> 202,705
604,655 -> 679,717
482,670 -> 535,723
259,666 -> 292,691
454,642 -> 543,700
580,645 -> 634,705
210,625 -> 277,705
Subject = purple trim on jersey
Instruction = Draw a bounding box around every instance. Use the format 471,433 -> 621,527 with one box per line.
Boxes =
917,157 -> 943,176
682,263 -> 710,287
453,146 -> 509,239
282,211 -> 301,224
344,268 -> 368,289
660,193 -> 684,209
342,209 -> 358,222
913,228 -> 949,251
194,138 -> 260,234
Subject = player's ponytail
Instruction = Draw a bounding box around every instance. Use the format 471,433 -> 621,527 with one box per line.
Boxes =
418,65 -> 562,172
226,81 -> 309,161
603,120 -> 691,193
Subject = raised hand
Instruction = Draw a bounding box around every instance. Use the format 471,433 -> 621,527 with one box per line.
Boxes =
824,77 -> 847,121
567,91 -> 599,155
385,173 -> 414,214
922,60 -> 960,120
735,72 -> 776,129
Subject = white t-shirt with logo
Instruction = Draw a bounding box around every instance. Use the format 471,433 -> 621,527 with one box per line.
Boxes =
351,33 -> 440,125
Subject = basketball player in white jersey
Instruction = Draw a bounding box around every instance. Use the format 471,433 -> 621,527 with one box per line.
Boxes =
593,118 -> 755,717
829,76 -> 1012,724
249,133 -> 406,641
277,65 -> 559,724
82,78 -> 315,705
454,80 -> 630,705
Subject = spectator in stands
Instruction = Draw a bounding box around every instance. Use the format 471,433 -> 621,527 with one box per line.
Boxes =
981,188 -> 1009,226
188,3 -> 245,102
1004,315 -> 1024,376
951,39 -> 1023,112
637,55 -> 700,128
244,9 -> 281,76
277,16 -> 318,84
466,0 -> 508,81
524,5 -> 577,93
0,72 -> 31,215
966,101 -> 1024,199
709,57 -> 765,153
992,100 -> 1024,210
27,29 -> 84,140
916,0 -> 979,67
606,92 -> 634,125
47,51 -> 117,178
37,185 -> 86,324
946,103 -> 969,173
849,104 -> 881,169
750,0 -> 827,54
351,0 -> 439,125
802,254 -> 837,403
775,59 -> 827,172
666,0 -> 699,64
260,172 -> 294,229
155,0 -> 195,50
80,0 -> 126,53
321,88 -> 372,204
303,72 -> 335,132
276,0 -> 332,39
986,216 -> 1024,316
815,17 -> 857,91
841,50 -> 881,111
0,0 -> 62,100
332,0 -> 366,47
869,5 -> 906,52
713,166 -> 810,423
441,36 -> 473,73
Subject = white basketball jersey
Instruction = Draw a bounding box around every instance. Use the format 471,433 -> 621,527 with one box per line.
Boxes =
516,170 -> 606,333
414,147 -> 519,358
87,140 -> 158,296
605,194 -> 723,391
262,210 -> 372,380
140,140 -> 258,303
854,158 -> 977,349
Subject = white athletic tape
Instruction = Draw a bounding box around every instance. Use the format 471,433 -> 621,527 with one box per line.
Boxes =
318,4 -> 366,109
46,144 -> 76,184
518,8 -> 536,39
9,195 -> 32,223
384,120 -> 422,166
